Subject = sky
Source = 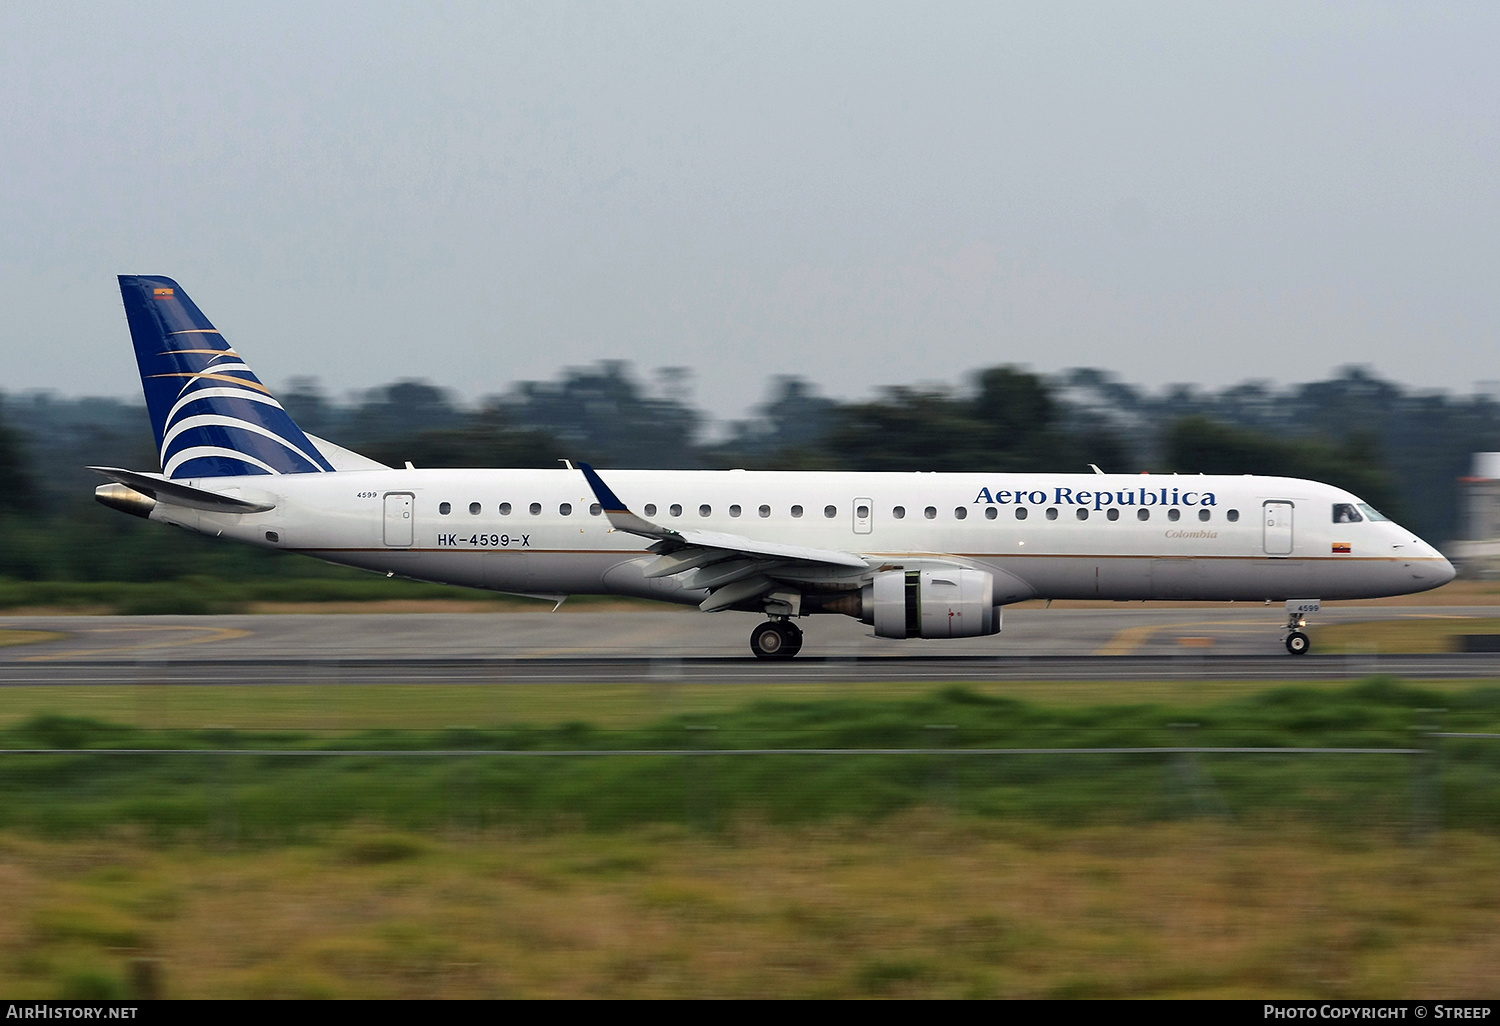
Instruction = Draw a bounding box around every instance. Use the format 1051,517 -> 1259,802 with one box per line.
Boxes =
2,1 -> 1497,426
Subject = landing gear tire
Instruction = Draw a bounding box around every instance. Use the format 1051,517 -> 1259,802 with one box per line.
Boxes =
751,621 -> 802,660
781,623 -> 803,658
1285,630 -> 1310,656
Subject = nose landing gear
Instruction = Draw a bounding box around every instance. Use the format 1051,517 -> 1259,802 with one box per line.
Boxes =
751,619 -> 803,660
1283,599 -> 1320,656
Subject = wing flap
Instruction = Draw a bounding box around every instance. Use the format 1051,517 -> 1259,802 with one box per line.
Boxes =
642,547 -> 734,578
698,575 -> 777,613
670,528 -> 869,568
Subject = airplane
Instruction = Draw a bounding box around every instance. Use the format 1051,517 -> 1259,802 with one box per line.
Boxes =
92,275 -> 1456,659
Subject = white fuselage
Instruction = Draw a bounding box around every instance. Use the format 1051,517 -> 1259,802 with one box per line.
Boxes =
148,469 -> 1454,606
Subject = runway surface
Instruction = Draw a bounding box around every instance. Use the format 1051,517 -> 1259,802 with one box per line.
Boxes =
2,606 -> 1498,683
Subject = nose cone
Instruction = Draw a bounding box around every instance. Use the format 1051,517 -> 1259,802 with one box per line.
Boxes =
1407,537 -> 1456,591
1435,553 -> 1457,588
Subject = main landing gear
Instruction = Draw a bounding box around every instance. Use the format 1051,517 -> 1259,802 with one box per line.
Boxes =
1283,599 -> 1320,656
751,619 -> 803,660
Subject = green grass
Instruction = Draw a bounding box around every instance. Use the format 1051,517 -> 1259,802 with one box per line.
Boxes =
6,821 -> 1500,998
1320,617 -> 1500,654
3,678 -> 1497,838
4,677 -> 1500,998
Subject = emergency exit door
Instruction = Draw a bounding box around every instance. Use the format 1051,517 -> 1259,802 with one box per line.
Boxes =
1263,501 -> 1293,556
384,492 -> 414,547
853,497 -> 873,535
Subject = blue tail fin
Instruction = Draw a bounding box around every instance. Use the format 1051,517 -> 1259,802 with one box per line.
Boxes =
118,275 -> 334,478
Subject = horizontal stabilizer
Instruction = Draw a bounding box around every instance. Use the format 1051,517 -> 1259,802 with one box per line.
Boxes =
88,467 -> 275,513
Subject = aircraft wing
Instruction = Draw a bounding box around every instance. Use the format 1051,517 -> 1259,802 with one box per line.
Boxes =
580,463 -> 870,612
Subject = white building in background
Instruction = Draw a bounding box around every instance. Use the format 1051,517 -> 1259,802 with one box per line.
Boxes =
1452,453 -> 1500,576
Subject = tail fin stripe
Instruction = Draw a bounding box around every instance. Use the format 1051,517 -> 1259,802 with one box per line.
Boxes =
164,447 -> 282,478
167,329 -> 223,335
147,372 -> 272,394
163,388 -> 284,427
161,415 -> 327,470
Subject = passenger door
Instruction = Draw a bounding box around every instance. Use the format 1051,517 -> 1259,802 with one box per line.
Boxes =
1263,501 -> 1294,556
383,492 -> 414,547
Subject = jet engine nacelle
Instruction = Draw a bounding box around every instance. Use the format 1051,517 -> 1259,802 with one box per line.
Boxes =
862,568 -> 1001,639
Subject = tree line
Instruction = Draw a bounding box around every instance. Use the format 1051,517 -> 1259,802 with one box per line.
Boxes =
1,362 -> 1495,584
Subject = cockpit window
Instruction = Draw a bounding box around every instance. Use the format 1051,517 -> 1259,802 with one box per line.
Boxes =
1332,503 -> 1363,524
1357,503 -> 1390,522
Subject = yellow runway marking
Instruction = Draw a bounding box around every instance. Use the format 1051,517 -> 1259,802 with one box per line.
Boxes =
0,630 -> 66,648
1094,619 -> 1284,655
1094,625 -> 1164,656
22,625 -> 253,662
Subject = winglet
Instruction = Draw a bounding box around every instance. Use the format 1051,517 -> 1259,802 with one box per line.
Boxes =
579,463 -> 676,540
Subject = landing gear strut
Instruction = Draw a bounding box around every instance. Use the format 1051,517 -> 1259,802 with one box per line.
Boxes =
1283,599 -> 1319,656
751,620 -> 803,660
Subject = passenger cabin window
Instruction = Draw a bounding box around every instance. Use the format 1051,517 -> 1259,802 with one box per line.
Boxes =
1332,503 -> 1363,524
758,505 -> 770,518
953,507 -> 967,520
590,503 -> 601,516
1106,508 -> 1119,521
824,505 -> 837,518
1227,509 -> 1239,522
670,504 -> 682,517
1198,509 -> 1210,522
700,504 -> 712,517
1076,508 -> 1089,520
529,502 -> 541,516
645,504 -> 657,516
856,504 -> 870,518
892,506 -> 906,519
560,503 -> 572,516
730,504 -> 742,517
984,507 -> 997,520
469,502 -> 481,515
1167,508 -> 1180,522
923,507 -> 937,520
499,502 -> 511,515
791,505 -> 804,518
1015,507 -> 1028,520
1137,509 -> 1149,521
1045,508 -> 1058,520
439,502 -> 452,515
